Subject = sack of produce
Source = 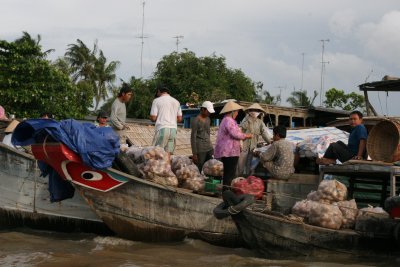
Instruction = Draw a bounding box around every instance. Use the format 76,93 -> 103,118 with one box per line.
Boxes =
171,155 -> 193,173
316,179 -> 347,203
126,146 -> 145,163
357,206 -> 389,220
182,175 -> 205,192
149,174 -> 179,187
292,200 -> 314,218
142,146 -> 169,161
308,202 -> 343,230
337,199 -> 358,229
202,159 -> 224,177
231,176 -> 265,200
175,164 -> 200,183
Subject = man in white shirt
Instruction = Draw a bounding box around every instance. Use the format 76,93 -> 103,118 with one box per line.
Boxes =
150,85 -> 182,154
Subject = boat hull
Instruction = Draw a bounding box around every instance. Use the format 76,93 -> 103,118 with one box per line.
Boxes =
76,174 -> 243,247
232,208 -> 400,258
0,144 -> 109,234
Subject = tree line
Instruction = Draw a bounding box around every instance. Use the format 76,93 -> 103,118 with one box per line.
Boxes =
0,33 -> 365,119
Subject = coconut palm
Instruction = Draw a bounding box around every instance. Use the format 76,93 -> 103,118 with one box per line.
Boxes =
65,39 -> 120,110
93,50 -> 120,110
287,90 -> 318,107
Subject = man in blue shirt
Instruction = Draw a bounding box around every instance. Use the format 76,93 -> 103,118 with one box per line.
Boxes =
317,111 -> 368,165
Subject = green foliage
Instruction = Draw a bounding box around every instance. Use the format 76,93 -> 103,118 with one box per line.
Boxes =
255,82 -> 281,105
65,39 -> 120,110
153,50 -> 256,104
0,32 -> 92,119
324,88 -> 365,111
286,90 -> 318,107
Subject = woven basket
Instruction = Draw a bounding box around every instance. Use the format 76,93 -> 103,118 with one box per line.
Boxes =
367,119 -> 400,162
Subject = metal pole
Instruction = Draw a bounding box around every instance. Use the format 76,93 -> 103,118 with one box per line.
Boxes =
319,39 -> 329,106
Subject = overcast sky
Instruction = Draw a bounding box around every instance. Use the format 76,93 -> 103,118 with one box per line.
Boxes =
2,0 -> 400,115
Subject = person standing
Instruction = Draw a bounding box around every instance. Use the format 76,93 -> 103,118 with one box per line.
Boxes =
214,101 -> 252,190
150,85 -> 182,154
110,83 -> 133,144
238,103 -> 272,176
191,101 -> 215,171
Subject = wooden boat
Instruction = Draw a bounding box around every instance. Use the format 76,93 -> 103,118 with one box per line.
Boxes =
30,142 -> 242,247
216,185 -> 400,258
0,143 -> 108,233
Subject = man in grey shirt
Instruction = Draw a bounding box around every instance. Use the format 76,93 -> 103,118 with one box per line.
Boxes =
110,83 -> 133,144
190,101 -> 215,171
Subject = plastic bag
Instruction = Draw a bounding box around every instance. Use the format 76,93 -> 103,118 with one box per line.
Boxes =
308,202 -> 343,230
231,176 -> 265,200
202,159 -> 224,177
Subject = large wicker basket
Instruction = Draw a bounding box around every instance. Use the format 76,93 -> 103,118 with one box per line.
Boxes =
367,119 -> 400,162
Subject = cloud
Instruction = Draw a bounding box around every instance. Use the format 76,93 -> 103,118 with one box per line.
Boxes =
357,10 -> 400,69
329,9 -> 357,37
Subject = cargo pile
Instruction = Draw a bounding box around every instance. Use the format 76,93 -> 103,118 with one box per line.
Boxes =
125,146 -> 207,191
291,179 -> 359,230
202,159 -> 224,177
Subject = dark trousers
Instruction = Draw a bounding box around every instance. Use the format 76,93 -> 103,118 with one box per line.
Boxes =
196,149 -> 214,172
221,156 -> 239,191
324,141 -> 354,163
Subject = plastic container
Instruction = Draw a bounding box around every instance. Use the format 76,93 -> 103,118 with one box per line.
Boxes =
204,178 -> 221,193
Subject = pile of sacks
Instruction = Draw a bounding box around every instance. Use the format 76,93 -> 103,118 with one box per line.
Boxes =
291,179 -> 358,230
171,156 -> 205,191
125,146 -> 207,191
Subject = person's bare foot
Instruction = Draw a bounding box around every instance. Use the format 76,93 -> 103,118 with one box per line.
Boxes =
316,157 -> 336,165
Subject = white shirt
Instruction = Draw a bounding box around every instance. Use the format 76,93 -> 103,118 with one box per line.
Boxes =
150,94 -> 182,131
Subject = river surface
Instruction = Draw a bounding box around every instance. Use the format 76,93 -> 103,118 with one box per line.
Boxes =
0,228 -> 399,267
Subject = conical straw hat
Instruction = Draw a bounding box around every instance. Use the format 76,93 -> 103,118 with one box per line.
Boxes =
245,103 -> 265,113
220,101 -> 244,114
5,120 -> 20,133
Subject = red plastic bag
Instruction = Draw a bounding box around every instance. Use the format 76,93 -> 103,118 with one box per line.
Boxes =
231,176 -> 265,200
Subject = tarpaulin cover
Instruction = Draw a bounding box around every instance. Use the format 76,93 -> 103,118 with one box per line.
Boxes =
12,119 -> 120,169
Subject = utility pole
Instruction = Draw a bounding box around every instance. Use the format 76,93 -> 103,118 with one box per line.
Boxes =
136,1 -> 148,78
275,85 -> 285,105
319,39 -> 329,106
301,52 -> 305,91
173,35 -> 184,52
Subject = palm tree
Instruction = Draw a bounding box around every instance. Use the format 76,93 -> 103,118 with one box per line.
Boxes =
287,90 -> 318,107
93,50 -> 120,110
65,40 -> 120,110
65,39 -> 97,82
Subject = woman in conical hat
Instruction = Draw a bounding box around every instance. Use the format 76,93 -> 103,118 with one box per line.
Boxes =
214,101 -> 252,190
237,103 -> 272,176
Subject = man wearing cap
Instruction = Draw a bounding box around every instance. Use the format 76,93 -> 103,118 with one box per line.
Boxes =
95,110 -> 110,127
238,103 -> 272,176
190,101 -> 215,171
214,101 -> 252,190
150,85 -> 183,154
110,83 -> 133,143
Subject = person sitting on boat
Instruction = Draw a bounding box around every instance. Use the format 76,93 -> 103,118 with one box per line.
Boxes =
95,110 -> 110,127
150,85 -> 183,154
191,101 -> 215,171
110,83 -> 134,144
2,120 -> 24,151
214,101 -> 252,191
316,110 -> 367,165
0,105 -> 7,120
255,125 -> 294,180
238,103 -> 272,176
40,112 -> 54,119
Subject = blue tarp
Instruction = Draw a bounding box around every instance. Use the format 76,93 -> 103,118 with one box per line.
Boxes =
12,119 -> 120,169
